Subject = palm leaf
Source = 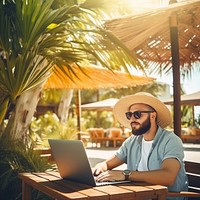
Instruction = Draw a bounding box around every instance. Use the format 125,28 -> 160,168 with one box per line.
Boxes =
0,0 -> 142,123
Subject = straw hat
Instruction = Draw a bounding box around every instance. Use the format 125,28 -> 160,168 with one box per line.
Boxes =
113,92 -> 172,129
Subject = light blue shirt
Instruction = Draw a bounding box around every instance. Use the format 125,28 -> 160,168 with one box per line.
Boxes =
115,126 -> 188,200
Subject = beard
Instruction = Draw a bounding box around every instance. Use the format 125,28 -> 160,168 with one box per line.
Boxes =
131,116 -> 151,136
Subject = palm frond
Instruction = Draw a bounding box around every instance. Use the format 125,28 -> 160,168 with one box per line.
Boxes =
0,0 -> 142,123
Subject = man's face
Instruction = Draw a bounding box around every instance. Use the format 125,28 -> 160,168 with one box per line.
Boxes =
128,103 -> 153,136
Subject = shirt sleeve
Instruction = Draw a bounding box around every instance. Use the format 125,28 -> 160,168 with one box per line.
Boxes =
162,133 -> 184,164
114,137 -> 131,163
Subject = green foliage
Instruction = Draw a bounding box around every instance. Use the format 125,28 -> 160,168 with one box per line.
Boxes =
30,111 -> 77,148
40,89 -> 64,104
82,110 -> 113,129
0,137 -> 52,200
181,105 -> 193,127
195,114 -> 200,127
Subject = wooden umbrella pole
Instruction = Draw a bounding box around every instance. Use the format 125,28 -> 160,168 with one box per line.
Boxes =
170,14 -> 181,137
75,89 -> 81,140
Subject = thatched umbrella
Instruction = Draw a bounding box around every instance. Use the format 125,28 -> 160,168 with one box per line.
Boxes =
105,0 -> 200,136
44,64 -> 154,133
44,64 -> 154,89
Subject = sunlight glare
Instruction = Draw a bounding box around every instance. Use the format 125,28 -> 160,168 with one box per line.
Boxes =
126,0 -> 169,12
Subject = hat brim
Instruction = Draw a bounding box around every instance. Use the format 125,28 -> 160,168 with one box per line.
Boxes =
113,93 -> 172,129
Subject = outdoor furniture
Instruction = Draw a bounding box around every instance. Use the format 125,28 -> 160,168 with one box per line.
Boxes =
19,171 -> 167,200
87,128 -> 106,147
87,128 -> 126,148
107,128 -> 125,147
77,131 -> 91,144
187,128 -> 200,136
34,148 -> 54,162
181,134 -> 200,143
167,161 -> 200,199
181,128 -> 200,143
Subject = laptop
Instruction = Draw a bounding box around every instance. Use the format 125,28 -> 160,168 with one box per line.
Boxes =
48,139 -> 130,186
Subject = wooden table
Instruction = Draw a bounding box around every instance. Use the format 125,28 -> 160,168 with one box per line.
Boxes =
19,171 -> 167,200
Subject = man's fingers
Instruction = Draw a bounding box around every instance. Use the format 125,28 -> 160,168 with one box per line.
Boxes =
93,168 -> 103,176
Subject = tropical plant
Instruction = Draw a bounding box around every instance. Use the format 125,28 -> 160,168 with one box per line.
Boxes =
0,136 -> 53,200
30,111 -> 77,148
0,0 -> 141,142
0,1 -> 143,199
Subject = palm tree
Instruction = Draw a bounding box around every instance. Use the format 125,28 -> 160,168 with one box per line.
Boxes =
0,0 -> 141,141
0,1 -> 144,199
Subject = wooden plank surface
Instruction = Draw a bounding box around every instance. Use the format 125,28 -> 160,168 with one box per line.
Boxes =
19,173 -> 89,200
38,172 -> 109,199
45,172 -> 135,200
19,172 -> 167,200
95,185 -> 134,200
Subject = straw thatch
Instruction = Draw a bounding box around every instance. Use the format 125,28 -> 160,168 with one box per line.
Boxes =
44,64 -> 154,90
105,0 -> 200,71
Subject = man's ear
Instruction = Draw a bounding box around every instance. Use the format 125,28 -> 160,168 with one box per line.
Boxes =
151,112 -> 157,119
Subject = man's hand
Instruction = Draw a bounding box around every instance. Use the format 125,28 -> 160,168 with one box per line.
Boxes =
92,161 -> 107,176
92,155 -> 124,177
95,170 -> 125,182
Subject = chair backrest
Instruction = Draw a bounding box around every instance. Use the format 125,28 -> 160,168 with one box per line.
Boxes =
167,161 -> 200,199
108,128 -> 122,138
88,128 -> 105,138
185,161 -> 200,192
188,128 -> 200,136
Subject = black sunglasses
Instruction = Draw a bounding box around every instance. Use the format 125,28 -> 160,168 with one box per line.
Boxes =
125,111 -> 154,120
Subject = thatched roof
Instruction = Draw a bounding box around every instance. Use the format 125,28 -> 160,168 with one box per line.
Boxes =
44,64 -> 154,90
105,0 -> 200,71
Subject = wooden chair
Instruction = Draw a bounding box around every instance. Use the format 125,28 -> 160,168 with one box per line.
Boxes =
107,128 -> 125,147
188,128 -> 200,136
181,128 -> 200,143
87,128 -> 106,147
34,148 -> 54,162
167,161 -> 200,199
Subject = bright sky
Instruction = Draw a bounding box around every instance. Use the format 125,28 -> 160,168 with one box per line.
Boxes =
156,72 -> 200,119
156,71 -> 200,95
182,73 -> 200,94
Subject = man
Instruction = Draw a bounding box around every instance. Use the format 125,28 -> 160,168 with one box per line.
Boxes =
93,92 -> 188,200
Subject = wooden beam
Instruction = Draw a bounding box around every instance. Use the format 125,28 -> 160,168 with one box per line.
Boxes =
170,14 -> 181,137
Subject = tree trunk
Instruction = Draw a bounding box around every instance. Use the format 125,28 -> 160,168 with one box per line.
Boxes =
57,89 -> 74,123
4,85 -> 43,141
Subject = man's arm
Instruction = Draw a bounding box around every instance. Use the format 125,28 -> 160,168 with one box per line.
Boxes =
96,158 -> 181,186
129,158 -> 181,186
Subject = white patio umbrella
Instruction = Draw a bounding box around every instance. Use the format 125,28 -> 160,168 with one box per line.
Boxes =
164,91 -> 200,126
164,91 -> 200,106
81,98 -> 119,111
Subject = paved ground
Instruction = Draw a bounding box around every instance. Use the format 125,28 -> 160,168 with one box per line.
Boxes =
85,143 -> 200,170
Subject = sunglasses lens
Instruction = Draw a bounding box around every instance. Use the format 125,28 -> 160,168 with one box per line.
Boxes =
133,111 -> 141,119
125,112 -> 132,120
125,111 -> 142,120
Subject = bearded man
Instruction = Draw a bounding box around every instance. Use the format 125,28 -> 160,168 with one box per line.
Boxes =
93,92 -> 188,200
